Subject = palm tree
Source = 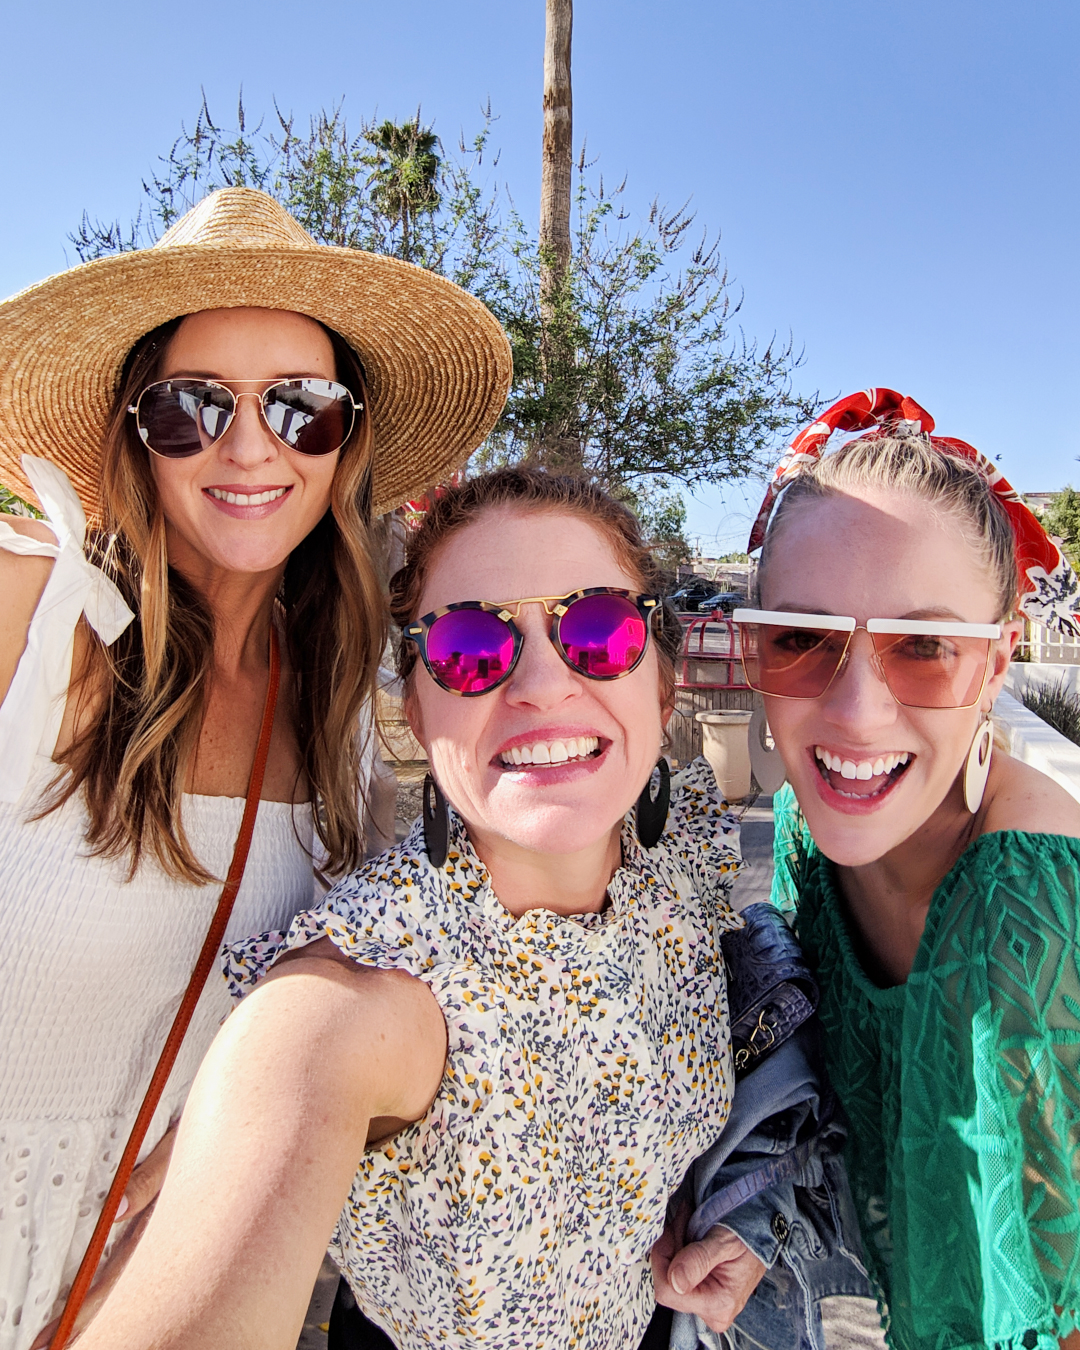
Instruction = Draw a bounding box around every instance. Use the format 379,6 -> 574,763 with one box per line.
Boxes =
365,117 -> 441,263
540,0 -> 573,302
536,0 -> 582,473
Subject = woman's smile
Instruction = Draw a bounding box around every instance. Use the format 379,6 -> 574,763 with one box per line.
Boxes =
203,483 -> 294,519
152,309 -> 340,581
809,742 -> 915,813
760,485 -> 1014,864
496,728 -> 605,769
409,507 -> 665,866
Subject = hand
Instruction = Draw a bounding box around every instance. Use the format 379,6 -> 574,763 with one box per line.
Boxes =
116,1121 -> 178,1223
29,1125 -> 178,1348
651,1202 -> 767,1334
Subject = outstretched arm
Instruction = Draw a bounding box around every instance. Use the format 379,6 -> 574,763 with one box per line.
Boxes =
78,942 -> 447,1350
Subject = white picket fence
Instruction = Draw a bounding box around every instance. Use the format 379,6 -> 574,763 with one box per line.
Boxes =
1016,621 -> 1080,665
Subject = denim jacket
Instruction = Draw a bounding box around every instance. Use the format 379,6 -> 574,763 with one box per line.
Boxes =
670,903 -> 873,1350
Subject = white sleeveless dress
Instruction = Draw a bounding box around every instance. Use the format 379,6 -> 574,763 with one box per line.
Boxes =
0,459 -> 317,1350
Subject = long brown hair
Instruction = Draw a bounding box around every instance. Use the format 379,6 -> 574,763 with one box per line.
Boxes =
388,468 -> 682,702
42,315 -> 387,882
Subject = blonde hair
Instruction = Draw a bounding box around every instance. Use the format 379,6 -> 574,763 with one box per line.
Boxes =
40,317 -> 387,882
759,430 -> 1018,620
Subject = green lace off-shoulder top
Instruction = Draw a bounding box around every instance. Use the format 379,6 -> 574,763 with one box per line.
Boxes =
770,783 -> 1080,1350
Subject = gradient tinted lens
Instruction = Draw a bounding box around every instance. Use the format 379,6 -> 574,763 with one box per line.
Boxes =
558,593 -> 647,678
426,609 -> 516,694
136,381 -> 234,457
263,379 -> 353,456
738,622 -> 850,698
872,632 -> 992,708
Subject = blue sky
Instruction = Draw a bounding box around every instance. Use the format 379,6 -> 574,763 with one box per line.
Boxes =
1,0 -> 1077,552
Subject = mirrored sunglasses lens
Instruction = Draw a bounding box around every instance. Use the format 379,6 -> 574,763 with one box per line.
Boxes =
426,609 -> 515,694
739,622 -> 848,697
138,381 -> 233,457
559,594 -> 646,678
263,380 -> 352,456
873,633 -> 992,708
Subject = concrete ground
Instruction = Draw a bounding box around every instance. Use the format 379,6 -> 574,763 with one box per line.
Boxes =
297,1256 -> 338,1348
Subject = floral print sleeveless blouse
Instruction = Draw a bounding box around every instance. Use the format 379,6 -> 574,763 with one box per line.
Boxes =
226,758 -> 742,1350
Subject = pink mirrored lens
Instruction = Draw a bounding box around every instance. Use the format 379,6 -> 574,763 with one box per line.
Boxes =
559,594 -> 646,677
427,609 -> 515,693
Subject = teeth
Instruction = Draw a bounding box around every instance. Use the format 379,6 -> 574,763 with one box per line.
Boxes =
208,487 -> 288,506
815,746 -> 912,781
500,736 -> 600,767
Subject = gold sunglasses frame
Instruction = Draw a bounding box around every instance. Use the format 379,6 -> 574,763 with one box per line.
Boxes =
405,589 -> 662,697
128,377 -> 364,457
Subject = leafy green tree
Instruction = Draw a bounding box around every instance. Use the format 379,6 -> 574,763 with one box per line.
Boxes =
0,486 -> 39,519
628,484 -> 691,581
68,93 -> 816,502
1042,487 -> 1080,570
70,94 -> 498,278
472,174 -> 816,496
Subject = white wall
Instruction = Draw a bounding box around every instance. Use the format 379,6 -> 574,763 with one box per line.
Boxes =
1005,662 -> 1080,700
993,687 -> 1080,804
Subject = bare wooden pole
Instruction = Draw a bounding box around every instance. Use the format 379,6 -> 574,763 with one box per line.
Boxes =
535,0 -> 583,471
539,0 -> 573,301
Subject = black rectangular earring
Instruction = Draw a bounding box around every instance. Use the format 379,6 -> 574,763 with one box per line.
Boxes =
422,773 -> 450,868
635,758 -> 670,849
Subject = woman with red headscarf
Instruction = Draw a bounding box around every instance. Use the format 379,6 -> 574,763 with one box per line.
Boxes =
697,391 -> 1080,1350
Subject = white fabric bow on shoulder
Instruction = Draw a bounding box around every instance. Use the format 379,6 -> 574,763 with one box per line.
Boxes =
0,455 -> 134,802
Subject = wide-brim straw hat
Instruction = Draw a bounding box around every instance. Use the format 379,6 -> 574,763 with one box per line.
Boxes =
0,187 -> 512,517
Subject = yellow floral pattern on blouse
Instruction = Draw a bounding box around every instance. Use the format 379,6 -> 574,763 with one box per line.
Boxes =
225,758 -> 743,1350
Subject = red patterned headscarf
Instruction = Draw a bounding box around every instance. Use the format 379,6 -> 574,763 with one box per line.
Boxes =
748,388 -> 1080,636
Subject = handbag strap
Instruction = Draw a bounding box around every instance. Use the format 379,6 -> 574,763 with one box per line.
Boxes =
49,626 -> 282,1350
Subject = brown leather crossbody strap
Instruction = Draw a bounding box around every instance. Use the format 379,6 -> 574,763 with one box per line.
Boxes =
50,627 -> 282,1350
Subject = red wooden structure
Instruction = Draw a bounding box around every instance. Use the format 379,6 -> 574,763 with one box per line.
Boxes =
678,611 -> 749,690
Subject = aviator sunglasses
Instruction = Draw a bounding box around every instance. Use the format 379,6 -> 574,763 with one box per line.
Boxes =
128,378 -> 363,458
733,608 -> 1002,710
405,589 -> 662,696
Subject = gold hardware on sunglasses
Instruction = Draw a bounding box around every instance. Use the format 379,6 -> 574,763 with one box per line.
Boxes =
127,377 -> 363,455
403,590 -> 661,697
127,378 -> 363,414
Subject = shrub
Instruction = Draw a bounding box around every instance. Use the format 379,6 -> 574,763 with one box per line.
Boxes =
1020,676 -> 1080,747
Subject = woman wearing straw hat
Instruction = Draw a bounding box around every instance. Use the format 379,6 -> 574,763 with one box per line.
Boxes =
0,186 -> 510,1350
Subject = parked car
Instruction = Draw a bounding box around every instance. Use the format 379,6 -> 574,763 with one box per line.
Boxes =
701,591 -> 747,614
669,580 -> 717,612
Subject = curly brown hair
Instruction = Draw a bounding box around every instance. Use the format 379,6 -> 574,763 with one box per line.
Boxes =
388,468 -> 682,703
